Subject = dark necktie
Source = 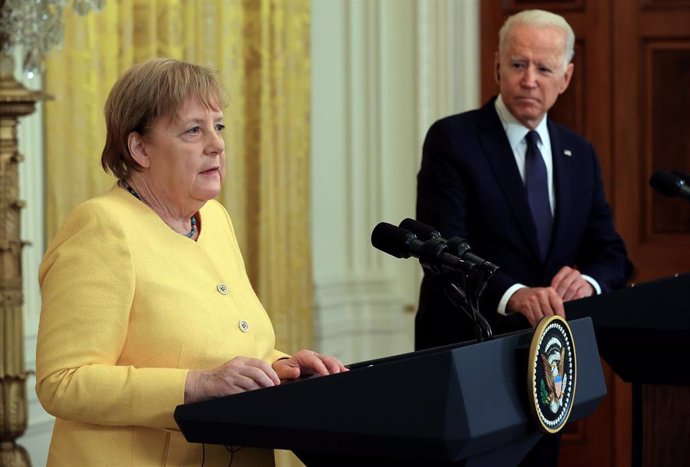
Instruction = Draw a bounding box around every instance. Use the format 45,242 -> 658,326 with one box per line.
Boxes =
524,130 -> 553,259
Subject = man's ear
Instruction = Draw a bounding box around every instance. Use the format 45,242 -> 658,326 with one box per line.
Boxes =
558,62 -> 575,94
127,131 -> 150,168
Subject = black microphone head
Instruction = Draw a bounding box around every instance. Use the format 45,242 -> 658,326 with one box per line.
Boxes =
371,222 -> 416,259
650,170 -> 685,197
445,236 -> 471,257
398,218 -> 441,240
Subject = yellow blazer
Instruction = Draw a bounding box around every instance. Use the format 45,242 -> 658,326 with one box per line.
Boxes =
36,184 -> 287,466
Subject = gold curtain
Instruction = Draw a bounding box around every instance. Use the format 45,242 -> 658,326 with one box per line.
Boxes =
44,1 -> 312,465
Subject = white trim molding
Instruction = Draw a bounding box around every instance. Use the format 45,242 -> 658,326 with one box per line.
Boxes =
310,0 -> 480,365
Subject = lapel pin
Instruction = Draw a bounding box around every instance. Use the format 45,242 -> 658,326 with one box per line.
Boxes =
564,149 -> 572,157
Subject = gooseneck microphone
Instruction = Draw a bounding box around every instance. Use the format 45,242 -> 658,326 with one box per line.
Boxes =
370,222 -> 468,272
649,170 -> 690,201
398,218 -> 498,272
399,217 -> 441,240
370,222 -> 497,274
371,220 -> 498,341
370,222 -> 419,259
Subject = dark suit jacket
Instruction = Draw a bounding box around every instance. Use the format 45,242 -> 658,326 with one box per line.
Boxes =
415,98 -> 632,349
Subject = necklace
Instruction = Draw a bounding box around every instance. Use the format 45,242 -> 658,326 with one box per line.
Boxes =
183,216 -> 198,238
121,180 -> 198,238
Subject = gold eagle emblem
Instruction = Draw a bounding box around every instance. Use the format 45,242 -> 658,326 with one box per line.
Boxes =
541,347 -> 566,413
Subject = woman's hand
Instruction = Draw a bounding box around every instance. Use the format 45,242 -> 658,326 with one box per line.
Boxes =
185,356 -> 281,404
272,349 -> 348,382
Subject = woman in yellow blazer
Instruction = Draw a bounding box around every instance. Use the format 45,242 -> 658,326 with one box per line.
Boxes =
36,58 -> 347,467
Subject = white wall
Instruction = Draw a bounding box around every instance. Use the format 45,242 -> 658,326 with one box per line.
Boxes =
310,0 -> 480,365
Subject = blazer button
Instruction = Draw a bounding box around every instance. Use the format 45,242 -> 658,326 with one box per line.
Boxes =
217,282 -> 229,295
238,320 -> 250,332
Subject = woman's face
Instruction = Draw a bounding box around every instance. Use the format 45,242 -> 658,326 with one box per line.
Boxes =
140,96 -> 226,207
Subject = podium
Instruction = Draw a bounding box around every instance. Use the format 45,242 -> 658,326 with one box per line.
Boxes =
565,273 -> 690,466
175,318 -> 606,467
565,272 -> 690,384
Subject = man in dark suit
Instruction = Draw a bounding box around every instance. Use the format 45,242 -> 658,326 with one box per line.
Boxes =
415,10 -> 632,464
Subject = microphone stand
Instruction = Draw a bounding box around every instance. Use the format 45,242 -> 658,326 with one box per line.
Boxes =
446,280 -> 493,342
419,238 -> 498,342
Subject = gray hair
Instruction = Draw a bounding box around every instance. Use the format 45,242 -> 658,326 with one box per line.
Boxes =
498,9 -> 575,70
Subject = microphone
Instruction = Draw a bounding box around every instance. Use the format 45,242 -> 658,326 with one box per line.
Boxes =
370,222 -> 419,259
399,218 -> 442,240
397,218 -> 498,271
371,222 -> 477,272
649,170 -> 690,200
372,220 -> 497,342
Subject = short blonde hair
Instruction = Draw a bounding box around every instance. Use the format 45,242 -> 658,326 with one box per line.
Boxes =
101,58 -> 228,180
499,9 -> 575,71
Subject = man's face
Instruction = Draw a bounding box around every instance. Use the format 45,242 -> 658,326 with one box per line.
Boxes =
495,23 -> 574,129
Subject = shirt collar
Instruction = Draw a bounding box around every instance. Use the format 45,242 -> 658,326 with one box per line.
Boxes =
495,95 -> 549,150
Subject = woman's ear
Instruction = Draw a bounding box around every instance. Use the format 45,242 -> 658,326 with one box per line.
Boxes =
127,131 -> 150,168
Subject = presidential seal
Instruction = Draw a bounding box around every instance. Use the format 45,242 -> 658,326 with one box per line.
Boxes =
528,315 -> 577,434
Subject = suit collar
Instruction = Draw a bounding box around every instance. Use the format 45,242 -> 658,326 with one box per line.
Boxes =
494,95 -> 549,152
478,99 -> 544,260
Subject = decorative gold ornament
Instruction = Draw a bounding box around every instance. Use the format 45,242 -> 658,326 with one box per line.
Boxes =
0,51 -> 40,467
0,2 -> 104,464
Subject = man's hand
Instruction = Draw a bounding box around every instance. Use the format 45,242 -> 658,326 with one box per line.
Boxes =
507,287 -> 565,327
551,266 -> 594,301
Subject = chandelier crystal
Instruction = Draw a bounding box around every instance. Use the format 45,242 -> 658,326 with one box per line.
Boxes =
0,0 -> 105,76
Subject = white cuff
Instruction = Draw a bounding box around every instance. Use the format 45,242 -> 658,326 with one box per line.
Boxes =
497,283 -> 527,316
581,274 -> 601,295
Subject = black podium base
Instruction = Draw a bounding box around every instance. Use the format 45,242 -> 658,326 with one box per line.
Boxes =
295,433 -> 542,467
